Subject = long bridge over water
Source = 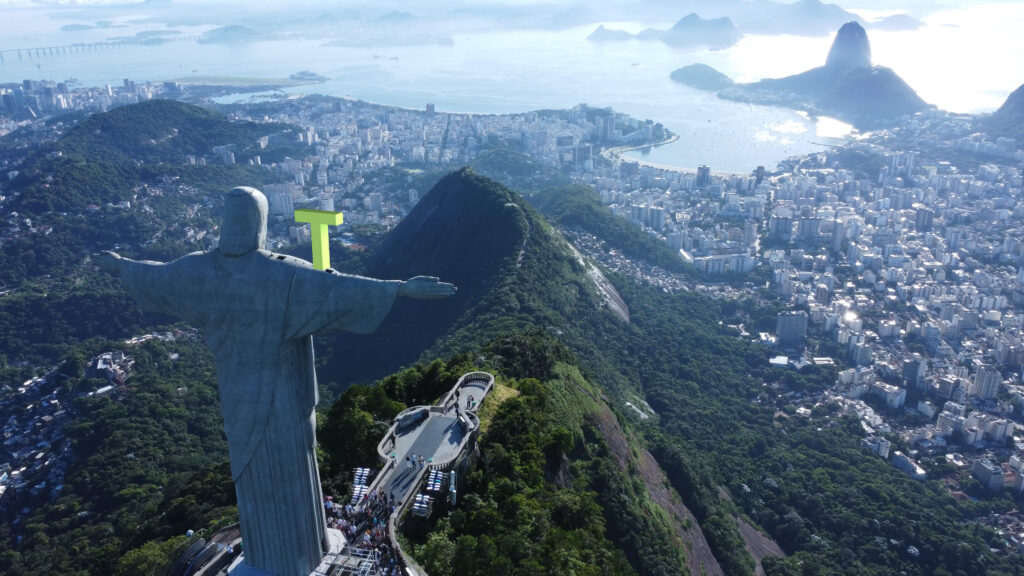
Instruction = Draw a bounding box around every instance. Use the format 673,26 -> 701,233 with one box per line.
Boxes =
0,36 -> 198,63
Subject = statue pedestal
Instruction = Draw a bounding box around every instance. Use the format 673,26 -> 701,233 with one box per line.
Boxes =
325,528 -> 346,553
227,528 -> 346,576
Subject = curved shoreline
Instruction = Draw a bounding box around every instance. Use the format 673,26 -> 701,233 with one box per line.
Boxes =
601,132 -> 720,175
600,132 -> 755,176
600,131 -> 680,165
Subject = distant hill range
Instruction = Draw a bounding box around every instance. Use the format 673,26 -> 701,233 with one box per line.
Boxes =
55,99 -> 284,165
589,13 -> 741,49
983,83 -> 1024,142
710,21 -> 927,127
197,25 -> 263,44
587,25 -> 634,42
636,0 -> 862,36
731,0 -> 861,35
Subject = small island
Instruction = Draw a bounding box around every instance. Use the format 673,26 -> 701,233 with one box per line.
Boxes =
870,13 -> 925,31
290,71 -> 329,83
197,25 -> 262,45
669,64 -> 734,91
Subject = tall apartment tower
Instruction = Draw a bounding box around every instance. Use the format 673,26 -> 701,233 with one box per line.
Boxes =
696,165 -> 711,188
973,364 -> 1001,401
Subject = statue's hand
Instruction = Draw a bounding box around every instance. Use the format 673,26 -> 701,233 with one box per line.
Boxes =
399,276 -> 457,299
93,251 -> 124,274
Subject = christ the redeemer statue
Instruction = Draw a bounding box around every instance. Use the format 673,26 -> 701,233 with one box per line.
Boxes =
95,187 -> 455,576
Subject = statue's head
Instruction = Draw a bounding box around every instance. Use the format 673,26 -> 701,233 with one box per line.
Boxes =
218,187 -> 268,257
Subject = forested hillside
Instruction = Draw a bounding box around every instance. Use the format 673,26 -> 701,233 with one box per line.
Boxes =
0,335 -> 233,575
527,183 -> 692,274
320,337 -> 687,576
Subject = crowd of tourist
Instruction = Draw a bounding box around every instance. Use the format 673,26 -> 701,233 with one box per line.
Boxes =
324,486 -> 403,574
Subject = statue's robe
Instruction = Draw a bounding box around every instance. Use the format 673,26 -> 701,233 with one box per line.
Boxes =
120,249 -> 400,576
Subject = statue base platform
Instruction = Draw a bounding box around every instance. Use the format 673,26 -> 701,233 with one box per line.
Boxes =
226,528 -> 346,576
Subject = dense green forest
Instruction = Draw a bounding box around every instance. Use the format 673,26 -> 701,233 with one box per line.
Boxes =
598,279 -> 1024,576
0,335 -> 234,576
54,99 -> 289,166
425,358 -> 682,576
411,367 -> 646,576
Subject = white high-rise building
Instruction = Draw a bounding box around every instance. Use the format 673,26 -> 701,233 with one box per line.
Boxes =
266,185 -> 295,218
973,364 -> 1001,400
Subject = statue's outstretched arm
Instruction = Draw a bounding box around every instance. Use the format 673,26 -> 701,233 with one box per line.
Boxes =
92,250 -> 207,324
283,268 -> 455,340
398,276 -> 457,299
93,250 -> 170,273
93,250 -> 129,274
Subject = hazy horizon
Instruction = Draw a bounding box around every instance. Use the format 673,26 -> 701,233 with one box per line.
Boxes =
1,0 -> 1021,114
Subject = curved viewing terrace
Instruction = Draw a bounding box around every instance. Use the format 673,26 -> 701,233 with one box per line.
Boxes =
376,371 -> 494,501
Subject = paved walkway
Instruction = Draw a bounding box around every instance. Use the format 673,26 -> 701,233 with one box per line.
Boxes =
382,415 -> 465,502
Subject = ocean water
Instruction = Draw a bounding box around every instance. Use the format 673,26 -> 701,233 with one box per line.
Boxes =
1,3 -> 1021,173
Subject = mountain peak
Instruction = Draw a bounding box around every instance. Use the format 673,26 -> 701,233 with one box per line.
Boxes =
329,168 -> 627,383
718,20 -> 925,127
368,168 -> 528,284
984,82 -> 1024,141
993,83 -> 1024,120
825,21 -> 871,71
